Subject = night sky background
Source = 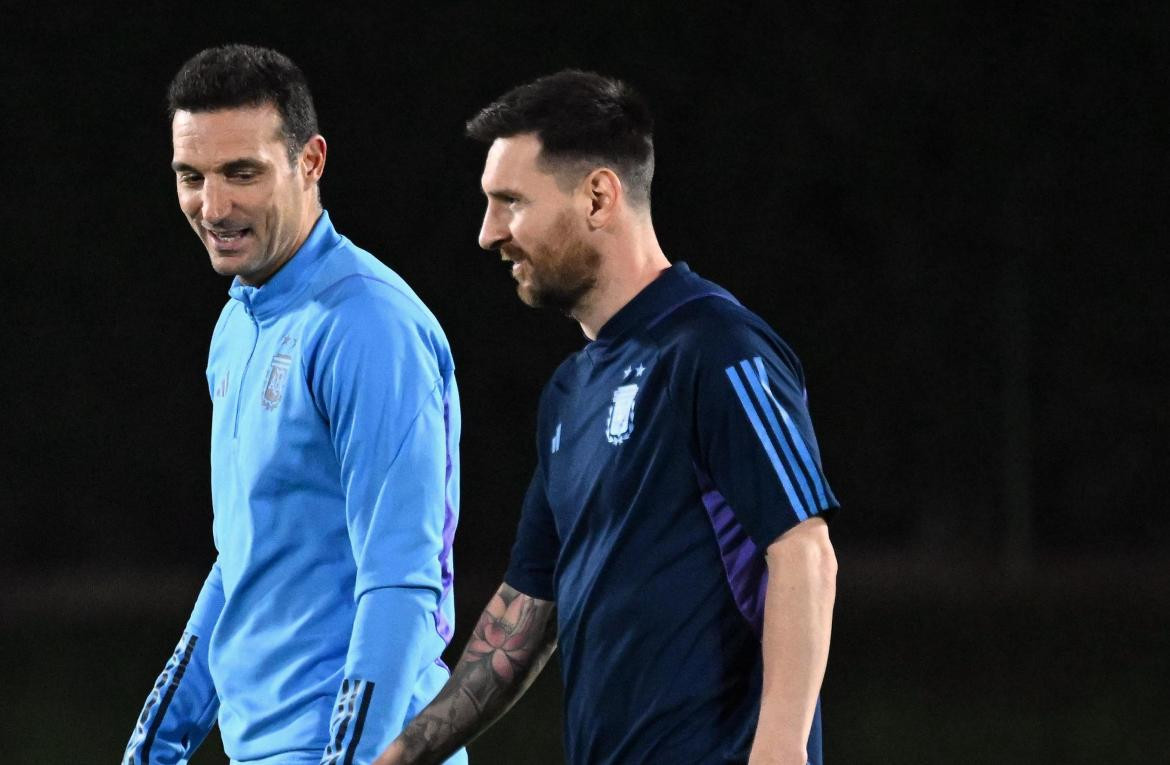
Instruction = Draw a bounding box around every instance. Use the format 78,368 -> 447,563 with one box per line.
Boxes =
3,2 -> 1167,762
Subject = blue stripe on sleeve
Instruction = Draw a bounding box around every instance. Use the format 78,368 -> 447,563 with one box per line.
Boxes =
775,401 -> 830,508
739,359 -> 817,514
752,356 -> 769,388
752,357 -> 831,509
725,365 -> 809,521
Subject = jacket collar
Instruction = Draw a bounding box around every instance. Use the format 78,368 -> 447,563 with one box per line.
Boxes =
227,210 -> 340,319
593,261 -> 694,344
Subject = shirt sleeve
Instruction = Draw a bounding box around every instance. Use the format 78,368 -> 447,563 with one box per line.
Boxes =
308,283 -> 458,761
122,563 -> 222,764
503,465 -> 560,601
690,320 -> 839,549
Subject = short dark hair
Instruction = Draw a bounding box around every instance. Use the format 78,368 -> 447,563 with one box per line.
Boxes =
167,44 -> 318,163
466,70 -> 655,206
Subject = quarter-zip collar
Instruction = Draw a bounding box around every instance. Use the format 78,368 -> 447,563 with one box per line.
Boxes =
227,210 -> 340,320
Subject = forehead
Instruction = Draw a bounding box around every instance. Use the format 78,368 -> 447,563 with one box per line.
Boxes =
171,104 -> 285,164
481,134 -> 560,192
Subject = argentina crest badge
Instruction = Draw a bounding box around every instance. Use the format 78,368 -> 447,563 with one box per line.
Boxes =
261,335 -> 297,411
606,383 -> 639,445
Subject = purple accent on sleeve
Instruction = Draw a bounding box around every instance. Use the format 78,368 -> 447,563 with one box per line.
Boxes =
694,465 -> 768,639
645,292 -> 739,330
433,607 -> 452,646
432,395 -> 457,645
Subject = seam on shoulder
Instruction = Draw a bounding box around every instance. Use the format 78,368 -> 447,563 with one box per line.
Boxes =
645,291 -> 739,331
314,272 -> 420,308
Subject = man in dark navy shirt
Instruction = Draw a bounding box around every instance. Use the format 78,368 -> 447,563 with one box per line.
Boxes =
377,70 -> 838,765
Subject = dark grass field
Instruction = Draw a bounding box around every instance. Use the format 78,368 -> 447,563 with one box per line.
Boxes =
4,554 -> 1168,764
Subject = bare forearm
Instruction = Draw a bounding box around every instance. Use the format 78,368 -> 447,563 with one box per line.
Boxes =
751,518 -> 836,765
376,583 -> 557,765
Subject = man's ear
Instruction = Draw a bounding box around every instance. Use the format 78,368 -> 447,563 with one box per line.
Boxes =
584,168 -> 622,230
300,134 -> 327,188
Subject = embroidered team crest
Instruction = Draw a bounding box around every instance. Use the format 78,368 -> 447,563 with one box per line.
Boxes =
606,383 -> 639,445
261,335 -> 297,411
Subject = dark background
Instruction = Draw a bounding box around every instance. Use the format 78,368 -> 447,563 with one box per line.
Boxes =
3,2 -> 1167,762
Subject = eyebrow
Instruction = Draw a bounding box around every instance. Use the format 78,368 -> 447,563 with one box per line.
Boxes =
170,158 -> 268,174
485,188 -> 523,200
223,158 -> 266,174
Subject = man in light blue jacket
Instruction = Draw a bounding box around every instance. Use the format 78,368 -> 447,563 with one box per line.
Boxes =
123,44 -> 464,765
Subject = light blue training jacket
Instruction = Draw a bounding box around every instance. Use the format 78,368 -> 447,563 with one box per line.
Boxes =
124,212 -> 465,765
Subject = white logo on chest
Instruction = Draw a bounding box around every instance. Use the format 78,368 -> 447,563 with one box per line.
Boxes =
261,335 -> 297,411
606,383 -> 639,445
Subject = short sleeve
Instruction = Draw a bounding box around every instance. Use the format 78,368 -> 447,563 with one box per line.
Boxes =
504,466 -> 560,601
691,321 -> 838,548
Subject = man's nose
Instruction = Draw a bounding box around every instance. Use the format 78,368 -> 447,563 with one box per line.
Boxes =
478,207 -> 509,251
200,178 -> 231,223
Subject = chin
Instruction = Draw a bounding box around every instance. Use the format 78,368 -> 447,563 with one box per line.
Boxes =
208,254 -> 249,278
516,286 -> 540,308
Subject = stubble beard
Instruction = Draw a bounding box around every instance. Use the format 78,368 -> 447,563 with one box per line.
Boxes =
512,212 -> 601,314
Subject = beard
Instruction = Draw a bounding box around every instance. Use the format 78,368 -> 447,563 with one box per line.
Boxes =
506,211 -> 601,313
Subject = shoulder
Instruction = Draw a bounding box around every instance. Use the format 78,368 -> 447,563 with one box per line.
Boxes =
307,240 -> 451,354
317,242 -> 436,322
649,294 -> 803,382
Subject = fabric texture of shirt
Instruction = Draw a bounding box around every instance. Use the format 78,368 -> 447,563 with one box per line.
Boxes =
505,262 -> 838,765
124,212 -> 465,765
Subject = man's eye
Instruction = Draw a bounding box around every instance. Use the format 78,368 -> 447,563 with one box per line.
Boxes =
230,172 -> 257,182
179,174 -> 202,185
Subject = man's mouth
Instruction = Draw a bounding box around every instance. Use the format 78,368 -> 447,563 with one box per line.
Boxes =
505,257 -> 526,277
501,249 -> 527,275
206,228 -> 252,250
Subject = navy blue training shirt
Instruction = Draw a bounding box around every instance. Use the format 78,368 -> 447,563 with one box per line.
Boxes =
505,262 -> 838,765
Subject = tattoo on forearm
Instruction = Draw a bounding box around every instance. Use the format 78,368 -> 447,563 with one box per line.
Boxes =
395,584 -> 557,764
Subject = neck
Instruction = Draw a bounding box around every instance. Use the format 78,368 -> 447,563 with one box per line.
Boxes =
241,204 -> 323,287
573,219 -> 670,339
